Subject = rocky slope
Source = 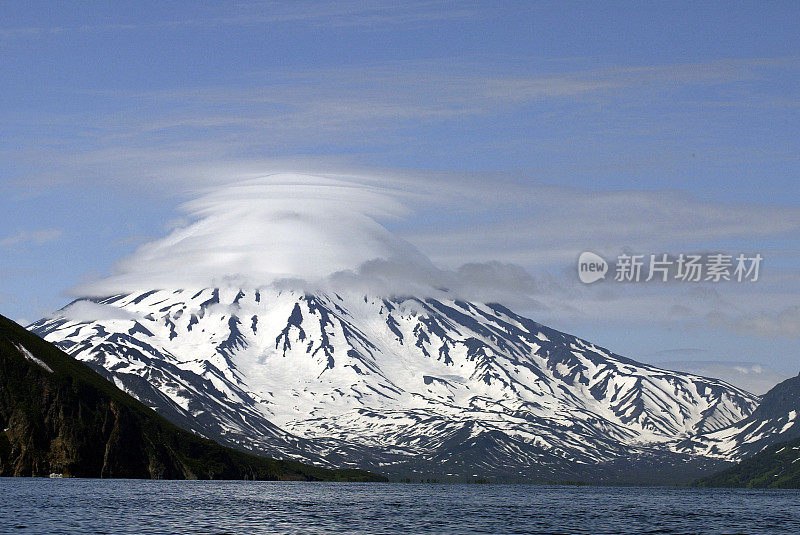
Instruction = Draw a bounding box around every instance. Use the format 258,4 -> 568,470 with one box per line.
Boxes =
676,374 -> 800,461
0,313 -> 384,481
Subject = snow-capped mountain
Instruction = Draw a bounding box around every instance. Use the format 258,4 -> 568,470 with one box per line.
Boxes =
31,287 -> 759,481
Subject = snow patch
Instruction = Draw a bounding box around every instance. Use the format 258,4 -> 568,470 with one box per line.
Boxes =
16,344 -> 54,373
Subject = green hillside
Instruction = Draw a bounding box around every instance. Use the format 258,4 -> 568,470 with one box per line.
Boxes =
0,313 -> 385,482
695,437 -> 800,489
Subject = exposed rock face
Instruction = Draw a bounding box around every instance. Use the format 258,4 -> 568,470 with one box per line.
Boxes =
0,313 -> 384,482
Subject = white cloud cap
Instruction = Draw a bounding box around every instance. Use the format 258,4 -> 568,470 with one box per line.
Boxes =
76,173 -> 428,295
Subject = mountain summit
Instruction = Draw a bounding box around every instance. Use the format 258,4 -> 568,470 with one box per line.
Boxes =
31,287 -> 758,482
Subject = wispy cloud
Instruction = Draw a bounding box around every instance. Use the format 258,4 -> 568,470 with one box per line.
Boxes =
7,56 -> 795,195
401,182 -> 800,268
0,1 -> 483,41
54,300 -> 139,323
113,58 -> 787,134
0,229 -> 63,247
656,359 -> 789,395
709,305 -> 800,339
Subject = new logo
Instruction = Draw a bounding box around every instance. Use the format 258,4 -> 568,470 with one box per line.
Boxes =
578,252 -> 608,284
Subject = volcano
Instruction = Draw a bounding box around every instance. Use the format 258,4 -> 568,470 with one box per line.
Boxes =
31,287 -> 758,482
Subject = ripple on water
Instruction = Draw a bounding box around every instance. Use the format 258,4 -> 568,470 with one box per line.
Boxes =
1,480 -> 799,535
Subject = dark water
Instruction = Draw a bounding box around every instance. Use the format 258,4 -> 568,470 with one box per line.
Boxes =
1,479 -> 799,534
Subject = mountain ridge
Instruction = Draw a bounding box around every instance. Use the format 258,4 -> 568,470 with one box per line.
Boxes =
678,374 -> 800,461
694,374 -> 800,488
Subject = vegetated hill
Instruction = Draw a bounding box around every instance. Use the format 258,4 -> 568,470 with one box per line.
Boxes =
0,313 -> 385,482
695,435 -> 800,488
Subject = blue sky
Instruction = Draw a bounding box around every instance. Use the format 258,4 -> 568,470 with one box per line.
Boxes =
1,1 -> 799,392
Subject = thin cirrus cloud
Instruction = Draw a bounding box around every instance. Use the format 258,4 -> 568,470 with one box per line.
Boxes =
7,56 -> 796,193
654,356 -> 790,395
106,58 -> 786,138
403,186 -> 800,267
0,1 -> 484,41
0,228 -> 62,247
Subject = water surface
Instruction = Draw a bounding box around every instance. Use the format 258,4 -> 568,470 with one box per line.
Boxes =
1,479 -> 798,534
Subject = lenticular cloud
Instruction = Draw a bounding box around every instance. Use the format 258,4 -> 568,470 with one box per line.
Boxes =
77,173 -> 430,295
